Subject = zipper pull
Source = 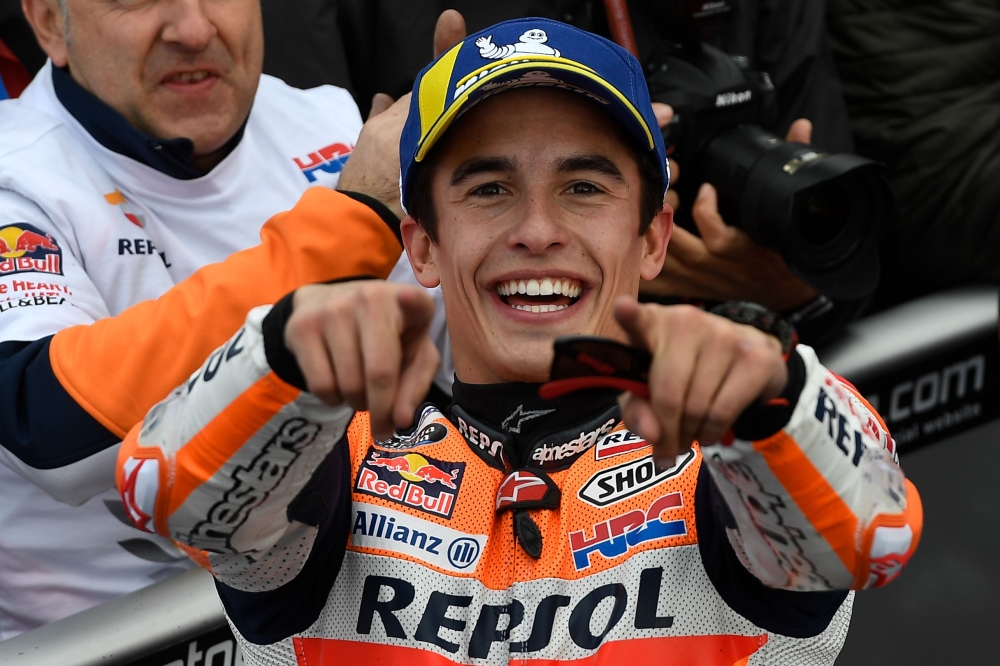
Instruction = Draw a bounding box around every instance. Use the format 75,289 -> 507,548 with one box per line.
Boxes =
514,510 -> 543,559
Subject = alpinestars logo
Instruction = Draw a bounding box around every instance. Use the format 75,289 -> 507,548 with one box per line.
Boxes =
182,418 -> 321,553
496,471 -> 546,507
120,457 -> 160,533
502,404 -> 555,433
531,418 -> 617,464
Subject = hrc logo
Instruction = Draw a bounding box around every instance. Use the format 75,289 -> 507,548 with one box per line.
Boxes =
569,492 -> 687,570
0,223 -> 62,276
294,142 -> 353,183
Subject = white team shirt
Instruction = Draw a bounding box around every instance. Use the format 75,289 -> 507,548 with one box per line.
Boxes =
0,62 -> 449,639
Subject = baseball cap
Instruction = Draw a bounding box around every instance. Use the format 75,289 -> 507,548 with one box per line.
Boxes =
399,17 -> 669,213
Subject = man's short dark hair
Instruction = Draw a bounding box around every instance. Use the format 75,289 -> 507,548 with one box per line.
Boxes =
407,133 -> 665,243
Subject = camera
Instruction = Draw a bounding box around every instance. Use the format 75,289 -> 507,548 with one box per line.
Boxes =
642,0 -> 892,300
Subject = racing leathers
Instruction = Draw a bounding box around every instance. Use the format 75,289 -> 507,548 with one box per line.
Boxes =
117,297 -> 923,666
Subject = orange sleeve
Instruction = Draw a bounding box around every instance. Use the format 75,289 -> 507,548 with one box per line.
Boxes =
50,188 -> 401,439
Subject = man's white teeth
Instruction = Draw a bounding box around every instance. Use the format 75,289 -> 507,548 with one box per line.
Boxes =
497,277 -> 582,298
171,71 -> 210,83
511,304 -> 568,313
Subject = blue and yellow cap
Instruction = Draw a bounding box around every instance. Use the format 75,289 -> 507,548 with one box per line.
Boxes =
399,17 -> 669,213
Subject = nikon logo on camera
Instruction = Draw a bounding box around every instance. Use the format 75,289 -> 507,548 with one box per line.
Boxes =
715,90 -> 752,107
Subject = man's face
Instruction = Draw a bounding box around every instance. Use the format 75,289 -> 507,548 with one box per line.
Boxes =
44,0 -> 262,158
404,89 -> 670,384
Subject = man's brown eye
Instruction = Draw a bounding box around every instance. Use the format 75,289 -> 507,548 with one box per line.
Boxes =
474,183 -> 505,196
570,182 -> 599,194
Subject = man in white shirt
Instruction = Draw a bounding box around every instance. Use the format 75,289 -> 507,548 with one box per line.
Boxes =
0,0 -> 459,639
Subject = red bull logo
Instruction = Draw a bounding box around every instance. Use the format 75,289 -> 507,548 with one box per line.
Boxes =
0,223 -> 63,276
294,142 -> 353,183
356,448 -> 465,518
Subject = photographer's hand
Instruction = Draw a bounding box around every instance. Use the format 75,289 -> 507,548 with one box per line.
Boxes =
642,116 -> 820,313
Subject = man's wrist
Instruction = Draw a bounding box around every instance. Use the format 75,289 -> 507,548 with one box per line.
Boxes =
730,349 -> 807,441
709,301 -> 799,359
262,276 -> 381,391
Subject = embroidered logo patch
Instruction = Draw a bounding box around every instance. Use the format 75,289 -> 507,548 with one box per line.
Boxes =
351,503 -> 486,573
355,447 -> 466,518
569,492 -> 687,570
578,451 -> 695,507
294,142 -> 353,183
0,223 -> 62,276
594,427 -> 649,460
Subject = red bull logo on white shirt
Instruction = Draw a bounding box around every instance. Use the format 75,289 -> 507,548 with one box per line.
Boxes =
0,223 -> 62,276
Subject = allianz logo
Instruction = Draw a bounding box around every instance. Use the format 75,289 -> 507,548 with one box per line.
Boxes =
351,503 -> 487,573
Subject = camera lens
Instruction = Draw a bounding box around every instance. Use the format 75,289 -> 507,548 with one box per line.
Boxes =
797,182 -> 849,246
699,125 -> 892,299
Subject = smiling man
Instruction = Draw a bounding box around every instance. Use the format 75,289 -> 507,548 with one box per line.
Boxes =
0,0 -> 461,639
117,18 -> 921,666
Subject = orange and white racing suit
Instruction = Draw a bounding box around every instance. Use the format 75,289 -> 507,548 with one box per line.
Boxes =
116,299 -> 922,666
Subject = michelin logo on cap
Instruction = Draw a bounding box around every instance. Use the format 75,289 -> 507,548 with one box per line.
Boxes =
400,17 -> 670,212
476,29 -> 561,60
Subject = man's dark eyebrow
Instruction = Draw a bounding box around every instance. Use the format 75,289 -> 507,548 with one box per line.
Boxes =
556,155 -> 625,183
450,156 -> 518,185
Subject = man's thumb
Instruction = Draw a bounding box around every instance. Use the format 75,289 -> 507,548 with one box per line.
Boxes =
434,9 -> 467,58
368,93 -> 395,119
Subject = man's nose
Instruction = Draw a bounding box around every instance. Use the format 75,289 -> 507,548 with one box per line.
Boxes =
161,0 -> 217,51
508,195 -> 568,254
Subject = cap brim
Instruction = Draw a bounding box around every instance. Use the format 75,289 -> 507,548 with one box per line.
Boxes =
415,56 -> 656,163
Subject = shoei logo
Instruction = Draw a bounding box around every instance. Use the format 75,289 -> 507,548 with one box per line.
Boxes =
294,142 -> 353,183
715,90 -> 752,107
356,447 -> 465,518
476,29 -> 561,61
351,503 -> 486,573
0,223 -> 62,276
578,450 -> 695,507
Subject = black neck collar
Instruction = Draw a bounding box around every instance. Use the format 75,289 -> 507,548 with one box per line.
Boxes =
51,65 -> 246,180
449,379 -> 621,471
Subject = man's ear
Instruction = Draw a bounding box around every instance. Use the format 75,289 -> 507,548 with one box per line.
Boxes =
639,204 -> 673,281
22,0 -> 69,67
401,216 -> 441,289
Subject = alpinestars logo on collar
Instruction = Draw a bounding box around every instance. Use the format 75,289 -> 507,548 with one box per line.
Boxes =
495,469 -> 560,512
502,405 -> 555,434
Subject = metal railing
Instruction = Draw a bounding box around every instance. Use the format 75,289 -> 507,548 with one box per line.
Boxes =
1,285 -> 997,665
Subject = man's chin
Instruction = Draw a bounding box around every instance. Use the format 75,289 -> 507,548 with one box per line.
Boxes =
482,334 -> 566,384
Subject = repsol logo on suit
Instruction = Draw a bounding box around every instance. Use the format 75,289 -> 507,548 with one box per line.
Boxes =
355,567 -> 674,659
